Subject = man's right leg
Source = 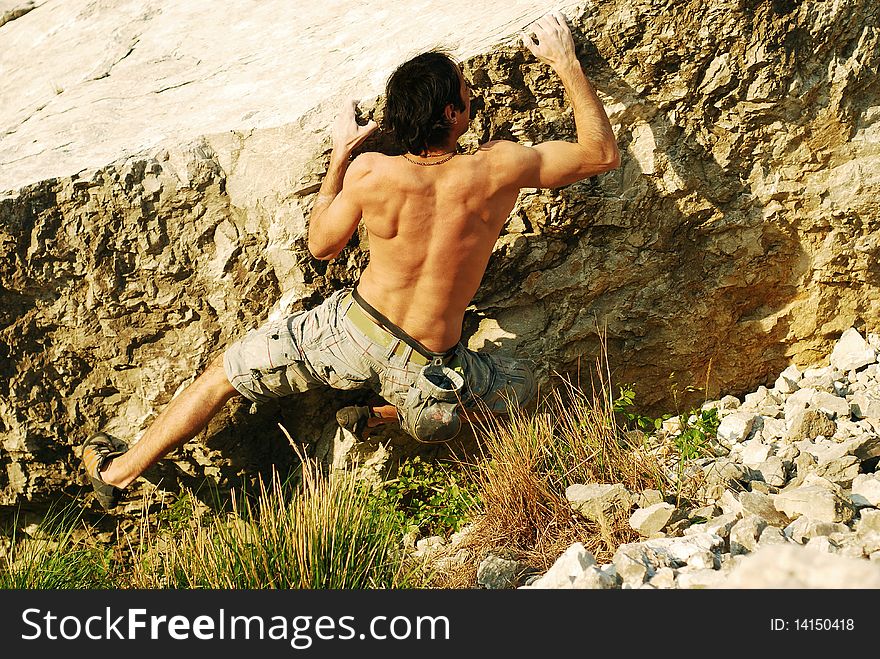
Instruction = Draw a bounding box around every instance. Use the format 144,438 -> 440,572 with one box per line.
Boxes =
99,353 -> 238,489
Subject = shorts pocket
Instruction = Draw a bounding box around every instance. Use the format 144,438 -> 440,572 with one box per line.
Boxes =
225,320 -> 319,401
309,330 -> 373,391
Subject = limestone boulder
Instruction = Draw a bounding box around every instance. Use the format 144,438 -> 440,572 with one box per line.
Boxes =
2,0 -> 880,507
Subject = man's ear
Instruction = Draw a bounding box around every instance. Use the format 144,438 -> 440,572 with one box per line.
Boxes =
444,104 -> 457,123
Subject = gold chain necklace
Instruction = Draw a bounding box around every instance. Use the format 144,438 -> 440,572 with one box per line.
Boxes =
402,151 -> 457,166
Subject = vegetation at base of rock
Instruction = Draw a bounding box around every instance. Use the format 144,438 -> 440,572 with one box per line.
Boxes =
0,375 -> 717,590
0,502 -> 114,589
132,456 -> 422,589
377,456 -> 480,538
1,457 -> 427,589
613,382 -> 720,480
427,373 -> 708,587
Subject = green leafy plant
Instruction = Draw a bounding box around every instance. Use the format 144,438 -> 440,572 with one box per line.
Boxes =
674,406 -> 720,461
612,383 -> 719,459
612,384 -> 672,432
379,456 -> 479,537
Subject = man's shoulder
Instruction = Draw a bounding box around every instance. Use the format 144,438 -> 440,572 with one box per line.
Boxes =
473,140 -> 538,186
344,152 -> 386,185
475,139 -> 536,169
349,151 -> 384,171
477,139 -> 533,156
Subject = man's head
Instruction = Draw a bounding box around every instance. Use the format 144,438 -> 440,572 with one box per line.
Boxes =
384,51 -> 469,156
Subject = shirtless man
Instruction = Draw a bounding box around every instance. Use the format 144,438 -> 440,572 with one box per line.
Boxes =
80,11 -> 620,509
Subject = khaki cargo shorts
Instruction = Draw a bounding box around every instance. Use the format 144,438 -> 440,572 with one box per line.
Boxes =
223,289 -> 537,442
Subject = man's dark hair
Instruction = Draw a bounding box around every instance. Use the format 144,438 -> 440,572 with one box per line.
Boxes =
384,51 -> 466,156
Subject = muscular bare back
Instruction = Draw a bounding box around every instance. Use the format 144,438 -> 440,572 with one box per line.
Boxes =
351,148 -> 519,353
308,12 -> 619,354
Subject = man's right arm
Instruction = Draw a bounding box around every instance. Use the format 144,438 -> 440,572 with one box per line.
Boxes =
505,11 -> 620,189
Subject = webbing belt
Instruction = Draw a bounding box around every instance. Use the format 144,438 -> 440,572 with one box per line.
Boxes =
344,289 -> 456,367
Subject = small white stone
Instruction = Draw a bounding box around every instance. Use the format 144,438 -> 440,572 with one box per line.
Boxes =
717,412 -> 758,445
741,441 -> 772,467
851,473 -> 880,508
830,328 -> 878,372
629,502 -> 675,536
781,365 -> 803,381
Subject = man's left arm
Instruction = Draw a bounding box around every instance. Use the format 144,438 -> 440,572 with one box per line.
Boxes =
308,98 -> 377,260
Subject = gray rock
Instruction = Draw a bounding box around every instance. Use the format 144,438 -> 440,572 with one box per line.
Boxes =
783,516 -> 850,544
774,374 -> 799,395
785,409 -> 837,443
634,488 -> 665,508
836,531 -> 880,559
646,533 -> 724,567
566,483 -> 633,522
805,536 -> 839,554
612,544 -> 657,586
721,544 -> 880,588
414,535 -> 446,556
648,566 -> 677,589
774,483 -> 854,524
718,490 -> 744,517
780,365 -> 803,382
704,396 -> 741,413
760,417 -> 787,441
575,566 -> 621,589
813,454 -> 861,488
841,433 -> 880,461
811,391 -> 851,419
675,568 -> 727,589
740,491 -> 792,527
799,373 -> 836,394
521,542 -> 616,589
730,515 -> 769,555
717,412 -> 759,445
850,473 -> 880,508
856,510 -> 880,535
686,550 -> 718,570
629,502 -> 675,536
741,441 -> 772,468
775,442 -> 800,463
703,458 -> 750,487
477,554 -> 528,589
784,388 -> 818,421
749,480 -> 779,495
684,512 -> 740,542
851,392 -> 880,420
743,386 -> 774,409
757,526 -> 790,547
752,456 -> 787,488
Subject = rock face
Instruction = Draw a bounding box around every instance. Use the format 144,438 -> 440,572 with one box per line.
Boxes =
1,0 -> 880,508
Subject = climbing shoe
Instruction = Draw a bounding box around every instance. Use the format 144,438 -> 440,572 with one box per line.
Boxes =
336,405 -> 372,439
80,432 -> 128,510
